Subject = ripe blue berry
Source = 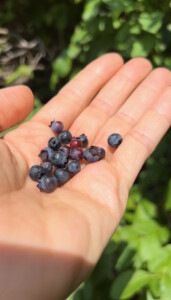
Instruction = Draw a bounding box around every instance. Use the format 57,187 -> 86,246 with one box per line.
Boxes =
51,151 -> 68,167
38,147 -> 54,162
41,162 -> 53,174
54,168 -> 70,184
37,175 -> 59,192
49,120 -> 63,134
29,165 -> 45,181
58,131 -> 72,144
69,147 -> 83,160
68,160 -> 81,174
48,137 -> 61,150
108,133 -> 122,148
58,145 -> 70,157
83,146 -> 105,163
79,134 -> 88,148
98,147 -> 106,159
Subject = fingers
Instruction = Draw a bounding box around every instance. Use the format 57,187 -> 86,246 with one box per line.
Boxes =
94,68 -> 171,150
31,53 -> 123,128
69,58 -> 152,139
0,86 -> 34,132
112,86 -> 171,191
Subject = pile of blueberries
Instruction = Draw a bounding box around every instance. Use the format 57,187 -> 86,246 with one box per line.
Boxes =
29,120 -> 122,192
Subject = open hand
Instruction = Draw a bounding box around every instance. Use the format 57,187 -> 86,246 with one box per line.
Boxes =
0,53 -> 170,300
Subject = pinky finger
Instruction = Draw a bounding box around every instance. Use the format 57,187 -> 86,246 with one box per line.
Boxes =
112,86 -> 171,191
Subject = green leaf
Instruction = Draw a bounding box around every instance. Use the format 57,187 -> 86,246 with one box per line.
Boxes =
149,276 -> 161,298
52,55 -> 72,78
138,235 -> 161,263
164,57 -> 171,68
82,0 -> 100,21
71,26 -> 92,44
117,225 -> 139,248
110,270 -> 152,299
167,23 -> 171,31
67,44 -> 81,59
121,270 -> 152,299
133,219 -> 159,235
110,270 -> 134,299
164,179 -> 171,211
146,290 -> 157,300
115,245 -> 135,271
129,25 -> 141,35
138,12 -> 164,34
148,245 -> 171,273
131,35 -> 154,57
160,271 -> 171,300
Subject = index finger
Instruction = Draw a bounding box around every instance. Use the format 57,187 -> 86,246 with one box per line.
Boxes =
31,53 -> 123,128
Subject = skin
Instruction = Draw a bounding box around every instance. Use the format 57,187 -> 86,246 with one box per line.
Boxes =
0,53 -> 170,300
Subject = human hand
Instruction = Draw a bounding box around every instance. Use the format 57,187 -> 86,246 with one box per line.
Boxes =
0,54 -> 170,300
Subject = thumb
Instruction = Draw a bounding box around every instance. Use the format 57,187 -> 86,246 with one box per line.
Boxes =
0,85 -> 34,132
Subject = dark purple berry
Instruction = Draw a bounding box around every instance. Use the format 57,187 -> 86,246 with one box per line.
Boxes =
38,147 -> 54,162
58,131 -> 72,144
58,145 -> 70,157
83,146 -> 105,163
41,162 -> 53,174
29,165 -> 45,181
68,160 -> 81,174
79,134 -> 88,148
70,137 -> 82,148
108,133 -> 122,148
51,151 -> 68,167
54,168 -> 70,184
48,137 -> 61,150
69,147 -> 83,160
98,148 -> 106,159
83,149 -> 99,163
49,120 -> 63,134
37,175 -> 59,192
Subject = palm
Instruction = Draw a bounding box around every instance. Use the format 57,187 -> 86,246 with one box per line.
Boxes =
0,54 -> 170,300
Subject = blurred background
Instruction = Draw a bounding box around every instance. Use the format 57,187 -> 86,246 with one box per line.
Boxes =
0,0 -> 171,299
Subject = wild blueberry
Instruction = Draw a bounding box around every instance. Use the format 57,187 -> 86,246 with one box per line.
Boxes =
58,130 -> 72,144
69,147 -> 83,160
41,162 -> 53,174
79,134 -> 88,148
38,147 -> 54,162
70,137 -> 82,148
51,151 -> 68,167
67,160 -> 81,174
37,175 -> 59,192
54,168 -> 70,184
83,146 -> 105,163
48,137 -> 61,150
108,133 -> 122,148
29,165 -> 45,181
98,148 -> 106,159
58,145 -> 70,157
83,148 -> 99,163
49,120 -> 63,134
